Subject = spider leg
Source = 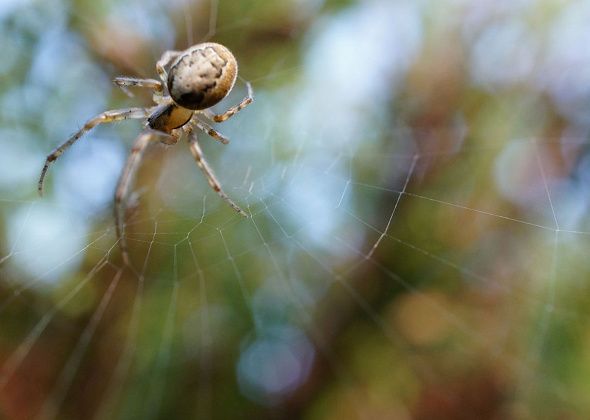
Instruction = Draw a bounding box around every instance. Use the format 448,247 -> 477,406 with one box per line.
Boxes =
184,126 -> 247,217
156,50 -> 182,85
114,129 -> 178,265
113,77 -> 163,97
38,107 -> 149,196
203,82 -> 254,123
192,118 -> 230,145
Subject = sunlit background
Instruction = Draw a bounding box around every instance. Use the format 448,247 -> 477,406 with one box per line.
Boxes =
2,0 -> 590,418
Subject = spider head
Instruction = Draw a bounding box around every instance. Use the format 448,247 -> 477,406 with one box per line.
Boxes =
167,42 -> 238,111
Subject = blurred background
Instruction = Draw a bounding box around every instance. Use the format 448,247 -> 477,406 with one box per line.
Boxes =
2,0 -> 590,418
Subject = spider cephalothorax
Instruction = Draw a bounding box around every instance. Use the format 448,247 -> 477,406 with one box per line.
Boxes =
38,42 -> 253,265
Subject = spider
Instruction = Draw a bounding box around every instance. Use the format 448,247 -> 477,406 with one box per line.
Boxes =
38,42 -> 253,264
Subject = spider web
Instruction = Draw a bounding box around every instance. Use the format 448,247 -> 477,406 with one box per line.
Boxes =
1,0 -> 590,418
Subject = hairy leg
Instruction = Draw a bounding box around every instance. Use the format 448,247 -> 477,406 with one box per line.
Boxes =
192,118 -> 230,145
185,126 -> 247,217
114,130 -> 178,265
113,77 -> 163,97
38,108 -> 148,195
202,82 -> 253,123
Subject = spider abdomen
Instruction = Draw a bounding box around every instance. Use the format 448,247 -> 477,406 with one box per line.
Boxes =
167,42 -> 238,111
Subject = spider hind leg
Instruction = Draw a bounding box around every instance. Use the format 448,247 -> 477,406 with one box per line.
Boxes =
204,82 -> 254,123
113,77 -> 163,98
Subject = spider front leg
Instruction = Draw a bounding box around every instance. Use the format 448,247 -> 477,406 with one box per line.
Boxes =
184,126 -> 247,217
193,119 -> 230,145
114,129 -> 179,265
204,82 -> 254,123
38,107 -> 149,195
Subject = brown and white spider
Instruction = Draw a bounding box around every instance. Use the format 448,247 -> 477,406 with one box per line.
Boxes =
38,42 -> 253,264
